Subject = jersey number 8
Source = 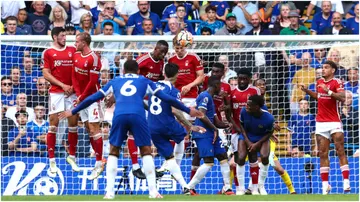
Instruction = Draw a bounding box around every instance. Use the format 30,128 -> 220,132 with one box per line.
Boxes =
150,96 -> 162,115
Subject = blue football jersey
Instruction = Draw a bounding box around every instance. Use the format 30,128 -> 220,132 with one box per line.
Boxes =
240,107 -> 274,138
192,91 -> 216,139
148,81 -> 181,129
100,73 -> 159,117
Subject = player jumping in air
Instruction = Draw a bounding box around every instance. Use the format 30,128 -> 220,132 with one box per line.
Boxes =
72,32 -> 104,180
147,63 -> 206,195
41,27 -> 78,173
239,95 -> 274,195
59,60 -> 203,199
187,76 -> 234,195
300,60 -> 350,195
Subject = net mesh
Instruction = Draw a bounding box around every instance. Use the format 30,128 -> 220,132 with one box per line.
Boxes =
1,38 -> 359,196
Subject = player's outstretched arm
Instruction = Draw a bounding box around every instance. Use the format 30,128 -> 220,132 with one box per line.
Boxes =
299,83 -> 318,100
172,107 -> 193,129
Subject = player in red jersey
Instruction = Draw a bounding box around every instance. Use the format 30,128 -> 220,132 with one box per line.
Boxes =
225,68 -> 261,195
301,61 -> 350,195
41,27 -> 78,173
72,32 -> 104,180
168,34 -> 204,169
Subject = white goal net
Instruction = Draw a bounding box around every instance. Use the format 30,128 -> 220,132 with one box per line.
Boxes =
0,35 -> 359,196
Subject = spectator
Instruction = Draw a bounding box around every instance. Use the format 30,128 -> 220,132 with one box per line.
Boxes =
10,67 -> 26,95
4,16 -> 20,35
76,13 -> 94,35
218,55 -> 237,82
1,1 -> 26,21
26,1 -> 50,35
196,5 -> 224,35
90,1 -> 122,24
210,1 -> 229,22
302,0 -> 344,22
312,48 -> 327,69
341,91 -> 358,152
327,49 -> 347,81
280,10 -> 310,35
344,68 -> 359,111
46,1 -> 70,14
132,19 -> 157,50
164,4 -> 195,35
265,1 -> 297,28
69,0 -> 97,26
5,93 -> 35,125
22,56 -> 42,94
126,1 -> 162,35
232,1 -> 258,35
287,99 -> 316,156
345,2 -> 359,19
48,5 -> 68,34
1,103 -> 16,156
215,13 -> 241,35
163,17 -> 179,35
7,110 -> 39,157
245,13 -> 272,35
291,147 -> 305,157
65,23 -> 76,35
228,77 -> 238,91
323,12 -> 352,35
162,1 -> 199,20
345,3 -> 359,34
27,105 -> 48,153
100,22 -> 124,70
28,77 -> 49,110
271,3 -> 292,35
90,121 -> 110,158
95,1 -> 126,35
120,0 -> 139,23
311,1 -> 334,35
290,52 -> 316,113
200,27 -> 211,35
0,21 -> 4,33
1,77 -> 17,107
26,1 -> 52,17
16,9 -> 32,35
100,67 -> 111,87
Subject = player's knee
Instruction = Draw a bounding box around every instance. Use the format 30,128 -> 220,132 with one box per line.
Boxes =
165,154 -> 175,160
109,147 -> 120,157
261,158 -> 269,166
139,146 -> 152,156
48,126 -> 58,133
215,153 -> 228,162
68,127 -> 78,133
203,157 -> 214,165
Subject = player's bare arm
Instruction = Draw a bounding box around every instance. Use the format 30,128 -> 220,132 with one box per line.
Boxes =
224,101 -> 242,134
181,69 -> 205,95
43,68 -> 72,96
300,83 -> 318,100
172,107 -> 206,133
198,108 -> 219,144
318,83 -> 346,102
214,116 -> 229,129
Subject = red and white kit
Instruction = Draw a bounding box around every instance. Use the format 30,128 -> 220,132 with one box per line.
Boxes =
41,46 -> 77,114
315,78 -> 344,139
72,51 -> 102,122
136,52 -> 164,82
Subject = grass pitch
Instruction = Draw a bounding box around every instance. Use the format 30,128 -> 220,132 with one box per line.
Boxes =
1,194 -> 359,201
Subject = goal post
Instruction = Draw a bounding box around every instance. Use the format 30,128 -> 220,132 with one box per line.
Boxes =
0,35 -> 358,196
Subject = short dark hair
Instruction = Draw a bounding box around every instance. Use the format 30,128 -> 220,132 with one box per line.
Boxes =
205,5 -> 217,13
324,60 -> 338,72
164,63 -> 179,78
100,121 -> 110,128
142,18 -> 153,26
51,27 -> 66,40
123,60 -> 139,73
237,68 -> 252,78
208,75 -> 221,87
156,40 -> 169,48
213,62 -> 225,70
1,76 -> 11,82
15,110 -> 28,119
176,4 -> 186,12
248,95 -> 265,108
255,78 -> 266,84
103,21 -> 113,28
6,16 -> 18,24
201,27 -> 212,34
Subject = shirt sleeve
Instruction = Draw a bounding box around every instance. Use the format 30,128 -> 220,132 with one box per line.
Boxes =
265,116 -> 275,133
126,14 -> 136,27
310,14 -> 319,33
161,7 -> 170,20
154,14 -> 162,31
335,80 -> 344,92
198,95 -> 209,110
100,80 -> 113,96
41,49 -> 50,69
8,129 -> 16,142
287,115 -> 294,131
193,54 -> 204,71
240,107 -> 246,123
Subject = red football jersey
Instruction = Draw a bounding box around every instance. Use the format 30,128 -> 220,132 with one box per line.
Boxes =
168,52 -> 203,98
72,51 -> 101,101
203,76 -> 231,120
316,78 -> 344,122
230,86 -> 261,131
136,53 -> 164,82
41,46 -> 76,93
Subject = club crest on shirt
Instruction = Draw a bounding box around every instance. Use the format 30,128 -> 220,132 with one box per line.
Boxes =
203,97 -> 208,104
68,52 -> 72,58
185,60 -> 189,66
84,60 -> 88,67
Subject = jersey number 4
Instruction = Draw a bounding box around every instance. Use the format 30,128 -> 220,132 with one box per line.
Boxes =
120,80 -> 137,96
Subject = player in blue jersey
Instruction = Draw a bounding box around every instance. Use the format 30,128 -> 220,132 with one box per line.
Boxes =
59,60 -> 203,199
148,63 -> 206,195
238,95 -> 275,195
187,76 -> 235,195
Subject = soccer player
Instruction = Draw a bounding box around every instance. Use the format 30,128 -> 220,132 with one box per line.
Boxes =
187,76 -> 234,195
72,32 -> 104,180
59,60 -> 202,199
300,61 -> 350,195
239,95 -> 274,195
168,33 -> 205,166
41,27 -> 78,173
224,68 -> 261,195
148,62 -> 205,194
126,40 -> 169,179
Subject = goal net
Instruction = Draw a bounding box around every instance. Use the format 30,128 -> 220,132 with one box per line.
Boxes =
1,35 -> 358,196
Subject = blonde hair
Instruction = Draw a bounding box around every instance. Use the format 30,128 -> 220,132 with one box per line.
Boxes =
49,5 -> 68,22
80,13 -> 93,29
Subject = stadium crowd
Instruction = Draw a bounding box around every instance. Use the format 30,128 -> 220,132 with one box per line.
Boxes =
0,0 -> 359,160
